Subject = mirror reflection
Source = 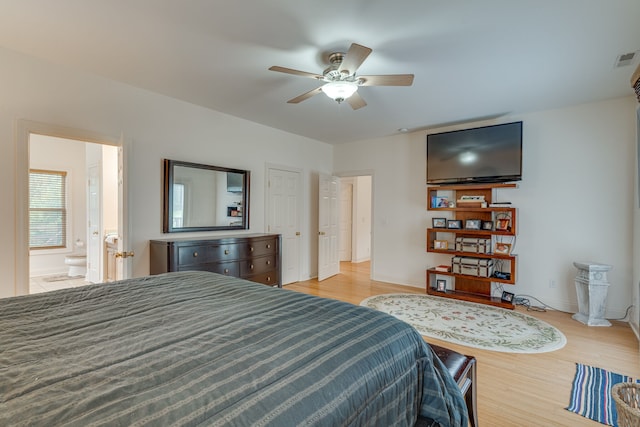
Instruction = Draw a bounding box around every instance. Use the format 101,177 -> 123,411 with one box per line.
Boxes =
163,159 -> 249,232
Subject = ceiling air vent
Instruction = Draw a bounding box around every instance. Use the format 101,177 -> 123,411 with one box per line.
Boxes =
615,51 -> 637,68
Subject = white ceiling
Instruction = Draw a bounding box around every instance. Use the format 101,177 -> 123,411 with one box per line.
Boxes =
0,0 -> 638,144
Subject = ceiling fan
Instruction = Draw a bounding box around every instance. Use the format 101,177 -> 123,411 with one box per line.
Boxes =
269,43 -> 414,110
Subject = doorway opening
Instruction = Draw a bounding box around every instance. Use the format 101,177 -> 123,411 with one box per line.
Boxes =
28,134 -> 119,294
15,120 -> 128,297
338,175 -> 372,278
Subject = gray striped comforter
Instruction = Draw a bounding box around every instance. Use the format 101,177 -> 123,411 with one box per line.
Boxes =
0,271 -> 467,426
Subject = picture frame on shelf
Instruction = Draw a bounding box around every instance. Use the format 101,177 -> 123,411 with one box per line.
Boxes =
496,218 -> 511,231
433,240 -> 448,250
432,196 -> 449,208
432,217 -> 447,228
501,291 -> 515,303
494,242 -> 512,255
436,279 -> 447,292
481,220 -> 494,230
464,219 -> 482,230
447,219 -> 462,229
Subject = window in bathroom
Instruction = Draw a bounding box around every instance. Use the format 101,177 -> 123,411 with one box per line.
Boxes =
29,169 -> 68,250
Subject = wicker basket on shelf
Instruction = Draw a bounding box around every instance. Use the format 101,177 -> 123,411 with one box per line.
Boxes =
632,63 -> 640,102
611,382 -> 640,427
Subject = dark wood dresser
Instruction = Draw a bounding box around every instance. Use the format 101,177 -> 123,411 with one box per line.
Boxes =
150,233 -> 281,287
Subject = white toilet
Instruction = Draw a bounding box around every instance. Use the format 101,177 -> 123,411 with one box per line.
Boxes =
65,240 -> 87,277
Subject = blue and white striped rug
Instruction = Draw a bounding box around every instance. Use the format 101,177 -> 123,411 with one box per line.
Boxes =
566,363 -> 639,426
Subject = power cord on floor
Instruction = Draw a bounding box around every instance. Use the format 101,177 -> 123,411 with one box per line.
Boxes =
514,293 -> 634,321
608,305 -> 634,321
514,294 -> 567,313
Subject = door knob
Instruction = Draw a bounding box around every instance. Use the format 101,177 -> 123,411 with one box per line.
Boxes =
115,251 -> 135,258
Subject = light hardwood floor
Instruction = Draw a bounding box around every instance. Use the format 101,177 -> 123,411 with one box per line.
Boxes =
286,262 -> 640,427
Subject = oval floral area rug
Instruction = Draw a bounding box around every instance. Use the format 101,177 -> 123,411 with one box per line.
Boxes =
360,294 -> 566,353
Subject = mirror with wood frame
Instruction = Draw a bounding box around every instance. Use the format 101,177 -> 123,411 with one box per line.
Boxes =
163,159 -> 249,232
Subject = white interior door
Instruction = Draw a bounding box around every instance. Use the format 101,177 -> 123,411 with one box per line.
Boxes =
116,144 -> 130,280
318,174 -> 339,281
267,167 -> 301,285
86,163 -> 101,283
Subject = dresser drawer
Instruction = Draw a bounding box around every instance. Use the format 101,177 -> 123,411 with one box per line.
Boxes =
245,239 -> 277,257
177,243 -> 241,266
210,243 -> 241,262
177,261 -> 239,276
177,245 -> 214,266
240,255 -> 276,276
247,271 -> 279,286
208,261 -> 240,277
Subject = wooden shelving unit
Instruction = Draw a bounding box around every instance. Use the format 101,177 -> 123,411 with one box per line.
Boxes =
426,183 -> 517,309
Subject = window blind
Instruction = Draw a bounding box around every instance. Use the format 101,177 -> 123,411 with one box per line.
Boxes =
29,169 -> 67,250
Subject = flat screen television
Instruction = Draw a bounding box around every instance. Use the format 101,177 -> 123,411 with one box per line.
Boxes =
426,121 -> 523,185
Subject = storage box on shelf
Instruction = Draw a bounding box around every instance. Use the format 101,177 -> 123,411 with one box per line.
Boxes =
426,183 -> 517,309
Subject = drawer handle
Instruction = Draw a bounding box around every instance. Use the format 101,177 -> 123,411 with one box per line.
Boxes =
266,244 -> 271,249
266,260 -> 271,265
250,246 -> 254,252
250,264 -> 254,270
193,252 -> 198,257
267,276 -> 271,281
224,269 -> 229,274
224,249 -> 229,255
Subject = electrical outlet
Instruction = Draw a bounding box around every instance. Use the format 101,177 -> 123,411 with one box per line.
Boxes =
549,279 -> 556,289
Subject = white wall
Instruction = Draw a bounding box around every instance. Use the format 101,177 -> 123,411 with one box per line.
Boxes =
29,135 -> 87,276
0,46 -> 332,298
335,96 -> 637,318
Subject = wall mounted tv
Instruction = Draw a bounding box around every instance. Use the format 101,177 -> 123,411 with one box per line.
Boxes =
426,121 -> 523,185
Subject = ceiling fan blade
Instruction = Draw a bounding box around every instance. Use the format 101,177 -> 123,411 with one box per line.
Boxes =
358,74 -> 414,86
347,92 -> 367,110
287,87 -> 323,104
269,66 -> 323,80
338,43 -> 372,75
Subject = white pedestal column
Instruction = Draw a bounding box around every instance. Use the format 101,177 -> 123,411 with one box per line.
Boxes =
572,261 -> 612,327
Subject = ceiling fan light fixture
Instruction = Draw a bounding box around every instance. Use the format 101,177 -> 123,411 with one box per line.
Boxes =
321,81 -> 358,103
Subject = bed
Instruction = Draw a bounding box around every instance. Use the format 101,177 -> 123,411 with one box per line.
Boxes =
0,271 -> 467,426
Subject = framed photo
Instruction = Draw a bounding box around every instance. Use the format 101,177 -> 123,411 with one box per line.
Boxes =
481,220 -> 494,230
447,219 -> 462,229
432,217 -> 447,228
465,218 -> 482,230
496,218 -> 511,231
433,240 -> 448,250
436,279 -> 447,292
501,291 -> 515,303
432,196 -> 449,209
494,242 -> 512,255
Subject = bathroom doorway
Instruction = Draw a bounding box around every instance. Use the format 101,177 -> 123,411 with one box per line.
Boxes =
15,120 -> 129,296
28,134 -> 119,294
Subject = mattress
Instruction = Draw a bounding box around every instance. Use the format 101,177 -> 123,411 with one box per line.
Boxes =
0,271 -> 467,426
